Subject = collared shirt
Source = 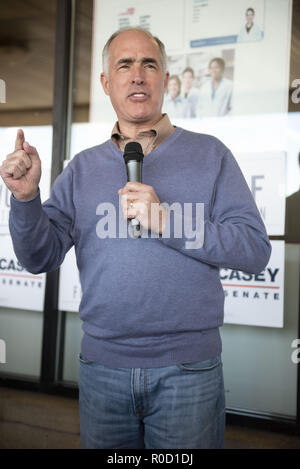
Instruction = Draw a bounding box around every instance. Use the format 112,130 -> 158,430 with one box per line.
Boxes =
111,113 -> 175,156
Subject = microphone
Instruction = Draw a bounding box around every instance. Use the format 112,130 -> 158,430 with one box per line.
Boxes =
123,142 -> 144,238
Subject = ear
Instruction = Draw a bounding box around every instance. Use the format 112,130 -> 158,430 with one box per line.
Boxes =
100,72 -> 110,96
163,72 -> 170,92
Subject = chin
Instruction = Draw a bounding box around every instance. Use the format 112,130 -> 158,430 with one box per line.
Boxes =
129,111 -> 155,122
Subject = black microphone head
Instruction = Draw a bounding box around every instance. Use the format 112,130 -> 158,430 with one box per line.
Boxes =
123,142 -> 144,164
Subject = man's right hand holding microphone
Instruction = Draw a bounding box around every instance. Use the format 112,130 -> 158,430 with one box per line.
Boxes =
0,129 -> 41,202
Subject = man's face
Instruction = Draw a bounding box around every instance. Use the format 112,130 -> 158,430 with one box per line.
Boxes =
182,71 -> 193,92
100,30 -> 169,127
209,61 -> 223,81
246,10 -> 254,25
168,78 -> 180,100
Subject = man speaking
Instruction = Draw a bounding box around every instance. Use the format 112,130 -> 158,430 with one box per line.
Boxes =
0,27 -> 271,449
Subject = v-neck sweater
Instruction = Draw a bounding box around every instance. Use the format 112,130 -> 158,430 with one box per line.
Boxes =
9,127 -> 271,367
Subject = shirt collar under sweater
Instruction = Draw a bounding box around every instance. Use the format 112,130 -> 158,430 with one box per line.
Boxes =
111,113 -> 175,156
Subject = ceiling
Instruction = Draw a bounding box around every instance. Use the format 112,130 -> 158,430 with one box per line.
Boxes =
0,0 -> 299,125
0,0 -> 93,125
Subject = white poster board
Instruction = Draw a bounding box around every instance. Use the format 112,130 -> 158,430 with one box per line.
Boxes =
187,0 -> 265,47
0,126 -> 52,311
222,240 -> 284,327
58,247 -> 81,313
0,235 -> 46,312
235,151 -> 286,235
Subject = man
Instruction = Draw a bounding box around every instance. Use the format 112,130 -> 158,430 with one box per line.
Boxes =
0,27 -> 271,449
196,57 -> 233,118
181,67 -> 199,118
181,67 -> 194,99
237,7 -> 263,43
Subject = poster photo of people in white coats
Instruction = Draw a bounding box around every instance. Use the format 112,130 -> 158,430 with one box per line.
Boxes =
162,49 -> 235,119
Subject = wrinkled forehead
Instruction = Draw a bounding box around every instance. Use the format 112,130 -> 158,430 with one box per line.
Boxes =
108,31 -> 161,64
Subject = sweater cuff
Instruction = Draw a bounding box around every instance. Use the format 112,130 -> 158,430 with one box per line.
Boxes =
10,189 -> 43,225
158,204 -> 205,251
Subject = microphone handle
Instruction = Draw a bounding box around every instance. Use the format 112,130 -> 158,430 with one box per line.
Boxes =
126,160 -> 142,182
126,160 -> 143,238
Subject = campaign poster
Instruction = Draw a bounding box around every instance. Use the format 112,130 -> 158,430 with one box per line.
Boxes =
0,126 -> 52,311
0,235 -> 46,312
235,151 -> 286,236
222,240 -> 284,328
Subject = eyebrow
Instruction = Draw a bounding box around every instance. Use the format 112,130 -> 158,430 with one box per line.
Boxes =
115,57 -> 159,67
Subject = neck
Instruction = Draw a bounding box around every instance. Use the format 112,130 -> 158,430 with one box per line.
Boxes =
118,114 -> 163,139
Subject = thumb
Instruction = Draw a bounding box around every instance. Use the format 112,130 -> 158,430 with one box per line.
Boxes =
15,129 -> 25,152
23,141 -> 40,160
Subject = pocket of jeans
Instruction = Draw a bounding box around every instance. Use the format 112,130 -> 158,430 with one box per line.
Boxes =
177,355 -> 221,372
78,353 -> 94,365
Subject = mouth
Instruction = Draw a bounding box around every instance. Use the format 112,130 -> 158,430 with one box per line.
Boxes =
128,92 -> 148,102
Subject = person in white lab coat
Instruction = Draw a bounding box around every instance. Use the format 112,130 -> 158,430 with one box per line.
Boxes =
196,58 -> 233,118
237,7 -> 263,43
181,67 -> 199,117
163,75 -> 191,118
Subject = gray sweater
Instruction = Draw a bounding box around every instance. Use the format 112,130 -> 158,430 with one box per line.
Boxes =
9,127 -> 271,367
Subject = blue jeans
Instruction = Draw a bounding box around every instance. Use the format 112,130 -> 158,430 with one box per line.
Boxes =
78,354 -> 225,449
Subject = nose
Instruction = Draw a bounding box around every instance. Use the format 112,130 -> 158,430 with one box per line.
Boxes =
131,64 -> 145,85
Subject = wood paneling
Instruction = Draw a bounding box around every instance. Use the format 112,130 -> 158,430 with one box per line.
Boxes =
0,0 -> 92,125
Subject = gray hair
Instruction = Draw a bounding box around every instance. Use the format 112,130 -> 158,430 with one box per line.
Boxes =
102,27 -> 168,76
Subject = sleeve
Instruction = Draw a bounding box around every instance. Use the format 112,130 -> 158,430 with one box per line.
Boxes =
237,27 -> 246,43
226,82 -> 233,115
159,149 -> 272,274
9,164 -> 75,274
189,92 -> 199,118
